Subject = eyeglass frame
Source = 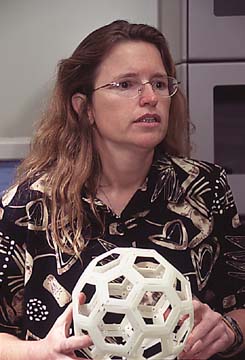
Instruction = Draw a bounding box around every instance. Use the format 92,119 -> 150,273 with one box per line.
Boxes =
92,75 -> 180,99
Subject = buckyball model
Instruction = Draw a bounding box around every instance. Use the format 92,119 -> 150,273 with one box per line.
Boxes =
72,247 -> 194,360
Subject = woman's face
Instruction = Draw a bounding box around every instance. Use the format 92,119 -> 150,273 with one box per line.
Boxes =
88,40 -> 171,154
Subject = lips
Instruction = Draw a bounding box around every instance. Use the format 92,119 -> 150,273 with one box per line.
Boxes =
134,114 -> 161,123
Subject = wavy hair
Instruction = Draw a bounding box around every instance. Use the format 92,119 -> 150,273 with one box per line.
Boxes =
16,20 -> 190,255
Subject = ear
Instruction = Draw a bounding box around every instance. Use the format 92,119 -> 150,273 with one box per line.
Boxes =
71,93 -> 95,125
71,93 -> 86,114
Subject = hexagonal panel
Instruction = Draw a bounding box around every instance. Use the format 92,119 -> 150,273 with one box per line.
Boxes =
133,257 -> 165,279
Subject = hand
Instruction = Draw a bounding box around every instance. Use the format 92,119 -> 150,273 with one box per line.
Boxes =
40,293 -> 93,359
178,298 -> 235,359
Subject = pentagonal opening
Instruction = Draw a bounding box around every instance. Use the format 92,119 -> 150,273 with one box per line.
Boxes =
78,283 -> 96,316
143,317 -> 154,325
137,291 -> 167,325
138,291 -> 173,326
140,291 -> 163,307
174,277 -> 187,301
108,276 -> 133,300
135,256 -> 160,265
143,340 -> 162,359
95,253 -> 120,272
133,257 -> 165,278
102,312 -> 125,325
110,275 -> 125,284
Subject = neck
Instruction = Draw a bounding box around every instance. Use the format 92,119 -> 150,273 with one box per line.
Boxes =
95,144 -> 154,215
98,145 -> 154,191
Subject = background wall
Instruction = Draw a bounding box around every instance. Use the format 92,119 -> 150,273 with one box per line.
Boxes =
0,0 -> 158,159
0,0 -> 158,192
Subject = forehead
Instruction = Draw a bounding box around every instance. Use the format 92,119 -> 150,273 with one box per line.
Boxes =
95,40 -> 166,81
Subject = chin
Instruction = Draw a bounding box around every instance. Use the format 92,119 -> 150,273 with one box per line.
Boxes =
132,141 -> 163,152
135,135 -> 166,150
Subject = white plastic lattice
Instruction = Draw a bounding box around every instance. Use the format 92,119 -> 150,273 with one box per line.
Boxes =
72,247 -> 193,360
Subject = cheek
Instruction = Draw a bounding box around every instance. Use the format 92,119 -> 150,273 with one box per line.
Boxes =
92,97 -> 130,125
91,97 -> 115,119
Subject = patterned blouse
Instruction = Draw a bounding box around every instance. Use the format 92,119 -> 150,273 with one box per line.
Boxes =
0,153 -> 245,359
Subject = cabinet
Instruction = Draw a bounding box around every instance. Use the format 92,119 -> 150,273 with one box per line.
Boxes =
160,0 -> 245,215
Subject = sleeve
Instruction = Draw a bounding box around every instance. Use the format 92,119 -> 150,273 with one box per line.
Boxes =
209,166 -> 245,313
0,184 -> 28,338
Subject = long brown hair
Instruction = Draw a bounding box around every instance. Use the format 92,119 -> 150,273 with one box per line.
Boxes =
16,20 -> 190,255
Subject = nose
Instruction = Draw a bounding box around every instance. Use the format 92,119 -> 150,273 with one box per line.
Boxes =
138,82 -> 158,107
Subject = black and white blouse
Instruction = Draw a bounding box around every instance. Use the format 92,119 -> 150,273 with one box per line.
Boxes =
0,153 -> 245,359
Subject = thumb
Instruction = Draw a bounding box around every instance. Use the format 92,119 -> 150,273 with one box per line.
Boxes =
78,292 -> 86,305
61,293 -> 87,336
53,302 -> 73,337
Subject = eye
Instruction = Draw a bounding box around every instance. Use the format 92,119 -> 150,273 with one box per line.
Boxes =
153,79 -> 168,90
117,80 -> 135,90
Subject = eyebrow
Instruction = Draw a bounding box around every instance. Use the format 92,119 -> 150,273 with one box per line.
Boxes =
112,72 -> 167,81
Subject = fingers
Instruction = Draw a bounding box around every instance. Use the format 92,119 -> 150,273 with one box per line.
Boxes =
192,299 -> 208,325
61,335 -> 93,354
45,294 -> 93,358
189,305 -> 221,346
53,302 -> 73,327
78,292 -> 86,305
184,325 -> 222,355
53,302 -> 74,338
55,293 -> 86,335
178,299 -> 235,360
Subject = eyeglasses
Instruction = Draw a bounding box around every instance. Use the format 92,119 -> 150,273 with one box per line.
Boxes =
92,76 -> 180,98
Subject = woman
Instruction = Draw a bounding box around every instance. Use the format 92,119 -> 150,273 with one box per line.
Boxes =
0,20 -> 244,359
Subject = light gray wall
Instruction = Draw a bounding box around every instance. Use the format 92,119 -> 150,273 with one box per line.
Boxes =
0,0 -> 158,158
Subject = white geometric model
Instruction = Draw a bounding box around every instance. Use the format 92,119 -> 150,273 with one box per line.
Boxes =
72,247 -> 194,360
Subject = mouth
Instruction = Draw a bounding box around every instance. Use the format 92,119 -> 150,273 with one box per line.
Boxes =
134,114 -> 161,123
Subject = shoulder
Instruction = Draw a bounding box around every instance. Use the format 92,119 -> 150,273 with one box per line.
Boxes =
151,153 -> 232,206
1,174 -> 48,208
167,154 -> 238,212
0,175 -> 50,237
151,153 -> 240,224
172,154 -> 222,173
155,153 -> 225,181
